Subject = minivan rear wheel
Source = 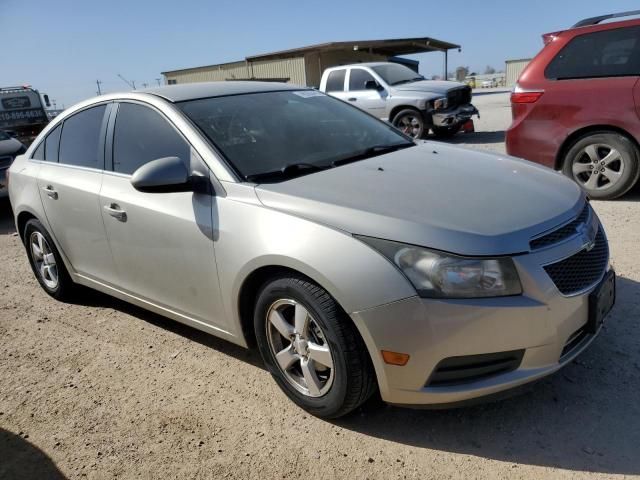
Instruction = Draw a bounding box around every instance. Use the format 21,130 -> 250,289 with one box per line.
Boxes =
254,275 -> 376,418
562,132 -> 639,200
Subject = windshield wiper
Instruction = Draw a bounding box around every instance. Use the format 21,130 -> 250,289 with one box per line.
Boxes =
330,142 -> 415,167
245,162 -> 328,183
390,76 -> 425,86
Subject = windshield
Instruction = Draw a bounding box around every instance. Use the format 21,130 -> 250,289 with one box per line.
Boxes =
371,64 -> 424,85
179,90 -> 412,182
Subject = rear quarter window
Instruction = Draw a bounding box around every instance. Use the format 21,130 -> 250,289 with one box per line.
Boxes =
546,26 -> 640,80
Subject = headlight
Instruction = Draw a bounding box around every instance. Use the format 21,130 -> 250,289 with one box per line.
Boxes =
358,237 -> 522,299
433,97 -> 448,110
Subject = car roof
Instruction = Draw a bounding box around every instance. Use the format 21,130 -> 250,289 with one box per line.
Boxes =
326,62 -> 398,70
140,81 -> 304,102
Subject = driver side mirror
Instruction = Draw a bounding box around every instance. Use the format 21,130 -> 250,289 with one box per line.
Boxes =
365,80 -> 383,91
131,156 -> 193,193
43,94 -> 51,107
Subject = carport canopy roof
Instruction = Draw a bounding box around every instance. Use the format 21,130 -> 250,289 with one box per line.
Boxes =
246,36 -> 460,61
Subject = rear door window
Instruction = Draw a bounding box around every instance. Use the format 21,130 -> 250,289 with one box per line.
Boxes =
325,70 -> 346,92
112,102 -> 190,175
58,105 -> 108,169
546,26 -> 640,80
348,69 -> 376,91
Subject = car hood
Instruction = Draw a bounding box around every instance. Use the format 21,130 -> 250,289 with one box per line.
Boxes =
254,143 -> 584,256
391,80 -> 467,95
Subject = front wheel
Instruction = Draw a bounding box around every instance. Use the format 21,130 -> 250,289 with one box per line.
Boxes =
562,132 -> 639,200
254,275 -> 376,418
392,109 -> 425,139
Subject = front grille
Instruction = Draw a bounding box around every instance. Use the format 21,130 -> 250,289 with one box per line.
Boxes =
447,86 -> 472,108
427,350 -> 524,387
0,156 -> 12,169
561,326 -> 590,358
530,204 -> 591,250
543,227 -> 608,295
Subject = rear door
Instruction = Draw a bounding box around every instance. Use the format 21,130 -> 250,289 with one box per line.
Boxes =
323,69 -> 349,102
36,103 -> 118,284
345,68 -> 386,118
99,101 -> 226,330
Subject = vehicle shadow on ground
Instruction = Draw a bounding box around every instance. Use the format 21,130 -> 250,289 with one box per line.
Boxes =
337,275 -> 640,475
0,429 -> 67,479
0,199 -> 16,235
71,287 -> 265,370
441,130 -> 505,145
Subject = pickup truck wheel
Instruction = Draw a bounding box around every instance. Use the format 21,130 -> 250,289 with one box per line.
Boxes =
432,124 -> 462,139
254,275 -> 376,419
392,109 -> 425,139
562,132 -> 640,200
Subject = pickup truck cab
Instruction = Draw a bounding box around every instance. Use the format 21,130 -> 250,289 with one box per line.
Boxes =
319,62 -> 478,139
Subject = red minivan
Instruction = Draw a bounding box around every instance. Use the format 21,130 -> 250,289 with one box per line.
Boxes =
506,11 -> 640,199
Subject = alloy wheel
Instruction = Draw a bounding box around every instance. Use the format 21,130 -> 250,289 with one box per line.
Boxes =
396,114 -> 422,138
265,299 -> 334,397
572,143 -> 625,191
30,231 -> 58,289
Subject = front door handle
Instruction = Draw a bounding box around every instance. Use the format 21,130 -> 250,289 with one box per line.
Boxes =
347,97 -> 357,101
103,203 -> 127,222
42,185 -> 58,200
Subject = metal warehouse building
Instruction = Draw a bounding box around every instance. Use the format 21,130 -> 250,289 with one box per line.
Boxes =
505,58 -> 532,86
162,37 -> 461,88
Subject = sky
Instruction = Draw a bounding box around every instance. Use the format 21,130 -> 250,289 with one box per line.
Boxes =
2,0 -> 639,108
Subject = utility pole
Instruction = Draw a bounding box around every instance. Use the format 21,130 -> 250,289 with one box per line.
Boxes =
96,79 -> 103,96
117,74 -> 136,90
155,78 -> 162,86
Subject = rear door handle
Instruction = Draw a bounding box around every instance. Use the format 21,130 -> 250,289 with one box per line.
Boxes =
103,203 -> 127,222
42,185 -> 58,199
347,97 -> 357,101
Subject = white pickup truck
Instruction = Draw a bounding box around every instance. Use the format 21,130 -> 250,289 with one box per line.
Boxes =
319,62 -> 478,139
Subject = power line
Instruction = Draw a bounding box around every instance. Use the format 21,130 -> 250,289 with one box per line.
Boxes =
117,74 -> 136,90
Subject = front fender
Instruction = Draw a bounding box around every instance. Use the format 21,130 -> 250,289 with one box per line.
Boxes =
214,193 -> 416,340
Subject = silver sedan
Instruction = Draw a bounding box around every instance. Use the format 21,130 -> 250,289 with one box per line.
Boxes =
8,82 -> 615,418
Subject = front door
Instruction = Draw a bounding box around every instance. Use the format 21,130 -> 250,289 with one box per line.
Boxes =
99,101 -> 226,330
346,68 -> 387,118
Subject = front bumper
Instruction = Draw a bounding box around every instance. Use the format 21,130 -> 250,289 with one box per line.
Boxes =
350,228 -> 611,406
431,104 -> 479,128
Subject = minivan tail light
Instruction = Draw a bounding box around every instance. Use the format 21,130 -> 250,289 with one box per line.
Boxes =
511,85 -> 544,104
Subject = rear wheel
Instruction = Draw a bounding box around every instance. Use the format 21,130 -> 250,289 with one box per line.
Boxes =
24,219 -> 76,301
432,124 -> 462,139
392,109 -> 425,139
562,132 -> 639,200
254,275 -> 376,418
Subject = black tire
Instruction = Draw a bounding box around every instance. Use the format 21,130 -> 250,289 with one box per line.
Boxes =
254,275 -> 376,419
562,132 -> 640,200
23,219 -> 76,301
391,109 -> 426,139
432,124 -> 462,139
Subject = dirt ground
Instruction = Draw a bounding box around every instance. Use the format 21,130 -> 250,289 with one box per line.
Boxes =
1,92 -> 640,479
